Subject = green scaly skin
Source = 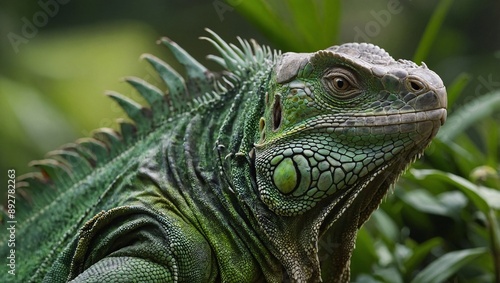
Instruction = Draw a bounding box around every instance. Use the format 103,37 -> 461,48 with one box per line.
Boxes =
0,31 -> 446,282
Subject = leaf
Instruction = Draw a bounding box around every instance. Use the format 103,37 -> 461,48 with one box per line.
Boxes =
373,266 -> 403,283
452,134 -> 487,173
285,0 -> 341,50
354,274 -> 383,283
403,237 -> 443,277
437,90 -> 500,143
371,209 -> 400,243
481,189 -> 500,211
413,0 -> 453,63
410,169 -> 500,213
437,191 -> 468,213
481,119 -> 500,169
230,0 -> 290,49
232,0 -> 341,51
445,72 -> 471,109
398,189 -> 453,217
375,240 -> 393,267
351,227 -> 378,276
487,210 -> 500,280
410,247 -> 488,283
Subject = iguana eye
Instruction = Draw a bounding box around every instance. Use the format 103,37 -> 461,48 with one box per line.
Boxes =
323,69 -> 360,98
333,77 -> 349,91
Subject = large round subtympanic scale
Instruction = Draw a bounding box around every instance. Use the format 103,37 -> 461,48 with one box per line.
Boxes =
272,153 -> 314,196
272,157 -> 298,194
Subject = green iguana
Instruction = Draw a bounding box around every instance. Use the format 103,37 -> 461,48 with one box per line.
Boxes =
1,30 -> 447,282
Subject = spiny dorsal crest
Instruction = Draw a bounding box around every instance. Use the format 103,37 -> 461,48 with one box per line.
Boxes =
201,29 -> 276,78
13,30 -> 275,218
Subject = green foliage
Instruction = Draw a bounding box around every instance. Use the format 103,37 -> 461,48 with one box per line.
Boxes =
410,248 -> 488,283
0,23 -> 161,180
231,0 -> 341,51
437,91 -> 500,143
412,0 -> 453,63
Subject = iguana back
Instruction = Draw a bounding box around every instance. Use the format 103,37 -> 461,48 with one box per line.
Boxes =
0,31 -> 446,282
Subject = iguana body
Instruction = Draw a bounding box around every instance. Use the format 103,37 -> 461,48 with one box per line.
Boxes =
1,31 -> 446,282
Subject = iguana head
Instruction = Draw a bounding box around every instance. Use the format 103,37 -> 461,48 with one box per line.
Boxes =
251,43 -> 446,280
254,42 -> 447,217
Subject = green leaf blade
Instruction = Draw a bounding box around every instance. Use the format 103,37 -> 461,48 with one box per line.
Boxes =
413,0 -> 453,63
437,90 -> 500,143
410,247 -> 488,283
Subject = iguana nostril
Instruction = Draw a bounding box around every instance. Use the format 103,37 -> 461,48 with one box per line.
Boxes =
406,78 -> 426,93
410,81 -> 421,91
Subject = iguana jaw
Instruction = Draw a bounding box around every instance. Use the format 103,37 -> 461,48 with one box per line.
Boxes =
315,122 -> 441,280
251,96 -> 446,281
318,116 -> 444,233
288,115 -> 444,282
249,112 -> 445,282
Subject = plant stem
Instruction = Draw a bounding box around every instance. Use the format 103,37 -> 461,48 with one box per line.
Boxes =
487,209 -> 500,283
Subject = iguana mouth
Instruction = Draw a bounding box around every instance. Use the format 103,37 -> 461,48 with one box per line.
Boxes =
263,108 -> 447,145
359,108 -> 447,126
309,108 -> 447,129
319,111 -> 441,233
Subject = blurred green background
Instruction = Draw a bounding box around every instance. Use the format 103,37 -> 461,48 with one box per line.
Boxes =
1,0 -> 500,282
0,0 -> 498,182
